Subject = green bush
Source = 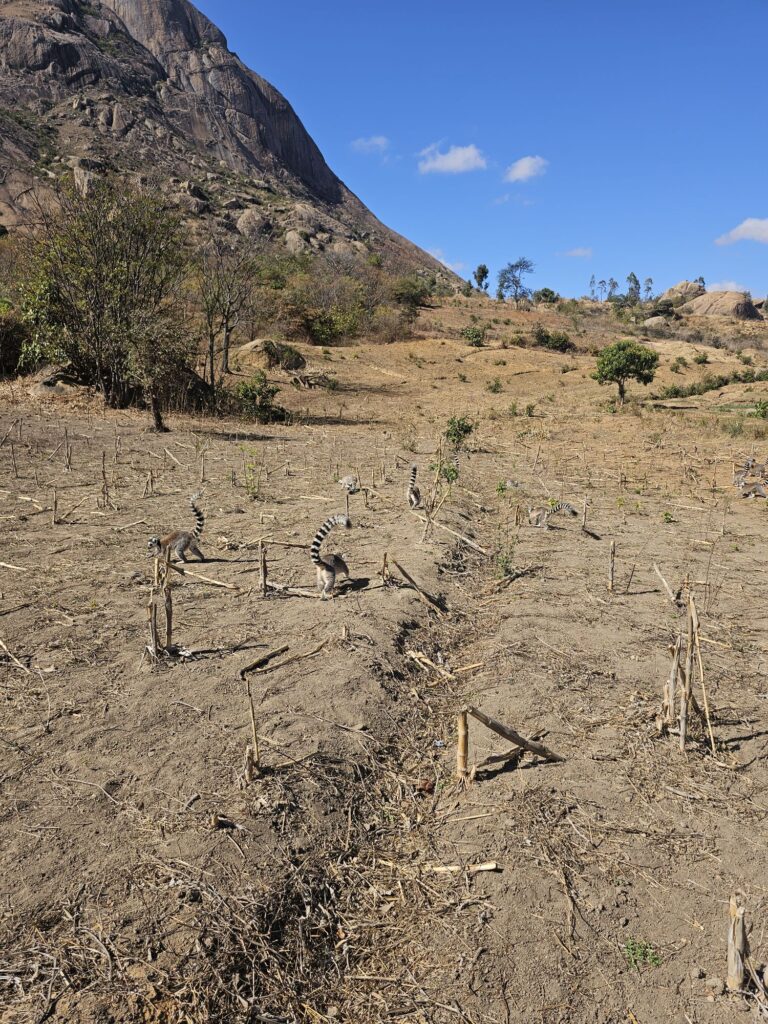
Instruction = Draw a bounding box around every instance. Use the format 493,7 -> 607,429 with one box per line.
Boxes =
532,287 -> 560,304
391,275 -> 431,312
693,351 -> 709,365
444,415 -> 474,448
531,323 -> 575,352
461,324 -> 486,347
236,371 -> 288,423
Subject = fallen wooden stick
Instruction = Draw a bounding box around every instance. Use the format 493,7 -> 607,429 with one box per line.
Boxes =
406,649 -> 454,679
390,559 -> 445,615
0,562 -> 27,572
653,563 -> 681,606
250,640 -> 328,675
466,705 -> 565,763
239,644 -> 290,680
164,562 -> 237,590
265,580 -> 321,599
408,511 -> 488,554
0,639 -> 30,674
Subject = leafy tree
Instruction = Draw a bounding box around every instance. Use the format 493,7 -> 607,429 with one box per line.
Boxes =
643,277 -> 654,302
391,275 -> 431,312
532,287 -> 560,304
461,279 -> 474,297
626,272 -> 641,303
496,257 -> 535,308
473,264 -> 489,291
589,274 -> 596,300
21,178 -> 193,430
607,277 -> 619,299
593,338 -> 659,403
597,279 -> 607,301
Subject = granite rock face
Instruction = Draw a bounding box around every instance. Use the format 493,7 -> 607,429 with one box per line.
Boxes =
0,0 -> 445,274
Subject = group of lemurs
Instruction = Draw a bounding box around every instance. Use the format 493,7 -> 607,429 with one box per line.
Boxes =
733,456 -> 768,498
147,456 -> 579,599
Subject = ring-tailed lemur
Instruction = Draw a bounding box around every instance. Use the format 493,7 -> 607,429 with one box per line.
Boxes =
148,493 -> 205,561
740,480 -> 767,498
339,474 -> 359,494
528,501 -> 578,528
407,465 -> 421,509
311,514 -> 351,598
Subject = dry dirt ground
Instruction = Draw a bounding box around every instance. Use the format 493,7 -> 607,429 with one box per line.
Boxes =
2,298 -> 768,1024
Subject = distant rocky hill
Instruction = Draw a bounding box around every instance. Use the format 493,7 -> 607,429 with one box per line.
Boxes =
0,0 -> 446,274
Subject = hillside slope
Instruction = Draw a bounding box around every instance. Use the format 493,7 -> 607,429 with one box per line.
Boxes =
0,0 -> 445,273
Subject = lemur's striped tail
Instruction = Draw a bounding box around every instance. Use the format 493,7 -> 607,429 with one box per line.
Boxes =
310,514 -> 351,565
190,493 -> 205,539
551,501 -> 578,517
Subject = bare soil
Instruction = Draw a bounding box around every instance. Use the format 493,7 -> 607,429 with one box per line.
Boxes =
2,298 -> 768,1023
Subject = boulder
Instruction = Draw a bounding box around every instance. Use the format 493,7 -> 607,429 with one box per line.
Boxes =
236,208 -> 269,237
679,291 -> 761,320
284,229 -> 310,254
660,280 -> 705,303
643,316 -> 668,329
234,339 -> 306,371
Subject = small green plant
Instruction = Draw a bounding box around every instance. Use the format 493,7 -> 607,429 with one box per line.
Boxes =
662,511 -> 675,524
693,351 -> 709,365
508,401 -> 518,417
751,400 -> 768,419
496,480 -> 508,496
487,377 -> 503,393
496,546 -> 516,579
430,459 -> 459,484
457,372 -> 468,382
525,403 -> 536,417
623,938 -> 661,971
461,324 -> 486,347
444,416 -> 475,448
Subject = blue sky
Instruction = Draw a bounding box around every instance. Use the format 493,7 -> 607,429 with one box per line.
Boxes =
197,0 -> 767,298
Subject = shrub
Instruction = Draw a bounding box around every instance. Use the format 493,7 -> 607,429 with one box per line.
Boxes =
531,323 -> 575,353
235,371 -> 288,423
444,415 -> 474,448
391,275 -> 431,312
487,377 -> 503,393
461,324 -> 486,347
593,338 -> 659,403
532,287 -> 560,304
693,351 -> 709,365
0,307 -> 31,375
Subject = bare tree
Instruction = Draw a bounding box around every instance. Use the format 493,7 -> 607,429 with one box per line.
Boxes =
496,257 -> 535,308
197,235 -> 258,384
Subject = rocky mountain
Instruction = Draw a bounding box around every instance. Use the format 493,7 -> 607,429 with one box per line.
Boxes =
0,0 -> 446,274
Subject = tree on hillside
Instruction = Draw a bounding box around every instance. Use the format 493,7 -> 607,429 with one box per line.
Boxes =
643,277 -> 654,301
597,279 -> 607,301
496,257 -> 535,308
607,277 -> 619,299
593,338 -> 659,404
473,264 -> 489,291
589,274 -> 596,300
695,276 -> 706,289
626,272 -> 641,303
21,178 -> 193,431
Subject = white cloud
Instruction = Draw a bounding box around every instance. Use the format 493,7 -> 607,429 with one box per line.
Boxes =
418,143 -> 487,174
564,246 -> 593,258
706,280 -> 750,294
351,135 -> 390,155
504,155 -> 548,183
715,218 -> 768,245
429,248 -> 466,273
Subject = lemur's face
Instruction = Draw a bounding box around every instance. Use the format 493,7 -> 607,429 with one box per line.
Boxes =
147,537 -> 161,555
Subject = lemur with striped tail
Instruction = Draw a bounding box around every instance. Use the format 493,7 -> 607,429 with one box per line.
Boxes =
148,493 -> 205,561
311,514 -> 351,598
528,501 -> 578,529
407,465 -> 421,509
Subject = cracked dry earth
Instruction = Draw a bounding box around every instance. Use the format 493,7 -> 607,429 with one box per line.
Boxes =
2,315 -> 768,1023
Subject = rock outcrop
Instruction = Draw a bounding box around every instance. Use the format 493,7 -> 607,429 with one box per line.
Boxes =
660,280 -> 705,304
0,0 -> 446,276
679,291 -> 761,320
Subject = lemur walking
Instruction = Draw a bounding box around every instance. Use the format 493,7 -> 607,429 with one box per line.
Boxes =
407,465 -> 421,509
311,514 -> 351,598
528,501 -> 578,529
148,493 -> 205,561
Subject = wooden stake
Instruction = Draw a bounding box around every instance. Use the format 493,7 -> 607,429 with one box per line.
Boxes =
608,540 -> 615,593
244,676 -> 260,774
258,541 -> 268,598
727,895 -> 747,992
660,635 -> 681,733
51,487 -> 57,527
456,709 -> 469,780
10,443 -> 18,478
679,595 -> 695,751
163,550 -> 173,651
690,594 -> 716,753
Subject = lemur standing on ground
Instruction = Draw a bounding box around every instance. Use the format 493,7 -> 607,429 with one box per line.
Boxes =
310,514 -> 351,598
148,493 -> 205,562
407,465 -> 421,509
528,501 -> 578,529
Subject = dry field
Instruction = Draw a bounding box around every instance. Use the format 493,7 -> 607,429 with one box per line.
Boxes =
2,298 -> 768,1023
